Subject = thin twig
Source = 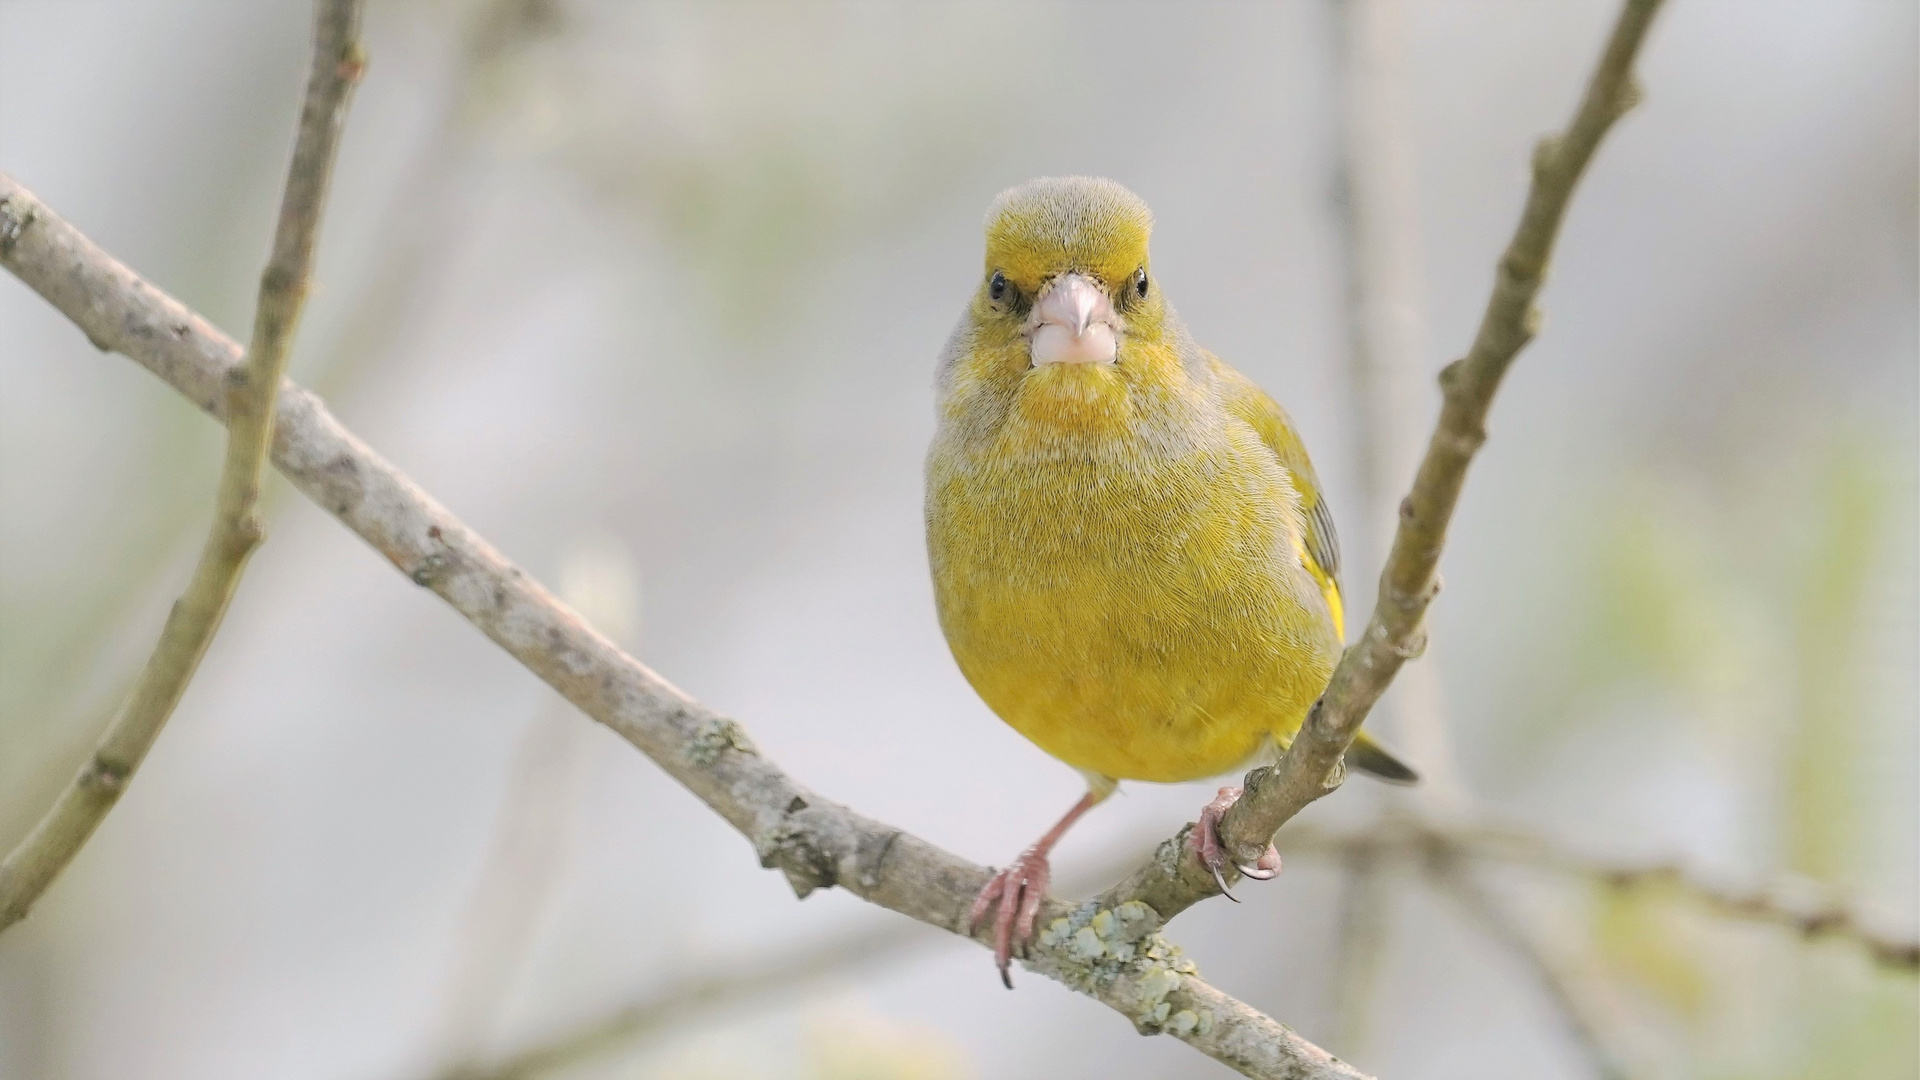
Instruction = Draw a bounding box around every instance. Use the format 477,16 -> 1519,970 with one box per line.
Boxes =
1326,0 -> 1465,799
1450,826 -> 1920,973
1278,820 -> 1920,975
1428,860 -> 1639,1080
426,699 -> 595,1070
0,175 -> 1366,1080
446,919 -> 930,1080
1326,847 -> 1392,1059
1097,0 -> 1665,928
0,0 -> 366,933
1320,2 -> 1437,1053
425,539 -> 636,1070
1328,0 -> 1433,569
425,838 -> 1165,1080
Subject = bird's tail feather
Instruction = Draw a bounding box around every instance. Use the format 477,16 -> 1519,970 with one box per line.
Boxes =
1344,731 -> 1419,785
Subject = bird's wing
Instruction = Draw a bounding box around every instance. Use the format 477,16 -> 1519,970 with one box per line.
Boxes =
1210,355 -> 1346,640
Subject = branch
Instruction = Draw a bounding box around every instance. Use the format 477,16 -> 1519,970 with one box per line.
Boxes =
1278,820 -> 1920,975
0,175 -> 1367,1080
1428,861 -> 1639,1080
443,919 -> 930,1080
1449,826 -> 1920,974
1325,847 -> 1392,1059
0,0 -> 366,933
432,838 -> 1167,1080
1096,0 -> 1665,927
1325,0 -> 1467,806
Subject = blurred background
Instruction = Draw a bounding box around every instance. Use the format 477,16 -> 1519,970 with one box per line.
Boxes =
1,1 -> 1914,1078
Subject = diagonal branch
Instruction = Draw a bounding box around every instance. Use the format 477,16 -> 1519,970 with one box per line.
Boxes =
1428,860 -> 1639,1080
441,919 -> 932,1080
0,173 -> 1366,1080
0,0 -> 366,933
1096,0 -> 1665,927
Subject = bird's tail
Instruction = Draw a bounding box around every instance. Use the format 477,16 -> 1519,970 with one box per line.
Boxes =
1344,730 -> 1419,785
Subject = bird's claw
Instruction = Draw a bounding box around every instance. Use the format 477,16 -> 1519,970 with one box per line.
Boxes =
969,846 -> 1052,988
1188,785 -> 1282,899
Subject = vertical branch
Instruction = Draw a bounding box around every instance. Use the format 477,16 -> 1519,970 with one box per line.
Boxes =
1326,840 -> 1392,1058
0,0 -> 366,933
424,540 -> 637,1071
1212,0 -> 1664,872
1330,0 -> 1431,566
1101,0 -> 1665,927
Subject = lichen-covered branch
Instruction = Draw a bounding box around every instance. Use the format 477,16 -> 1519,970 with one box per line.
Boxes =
0,0 -> 366,933
0,174 -> 1366,1080
1096,0 -> 1666,928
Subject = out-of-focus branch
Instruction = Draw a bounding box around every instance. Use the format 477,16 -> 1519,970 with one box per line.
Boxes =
1328,0 -> 1433,569
0,177 -> 1366,1080
443,919 -> 929,1080
426,838 -> 1163,1080
1428,860 -> 1638,1080
1451,826 -> 1920,973
425,541 -> 635,1071
0,0 -> 366,933
1326,844 -> 1392,1059
425,696 -> 595,1070
1278,820 -> 1920,974
1325,0 -> 1465,803
1098,0 -> 1665,927
1593,867 -> 1920,972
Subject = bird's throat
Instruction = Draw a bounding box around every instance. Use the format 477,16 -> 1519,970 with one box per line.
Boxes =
1010,362 -> 1135,444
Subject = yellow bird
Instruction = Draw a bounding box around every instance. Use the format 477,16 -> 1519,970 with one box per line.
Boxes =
925,177 -> 1415,984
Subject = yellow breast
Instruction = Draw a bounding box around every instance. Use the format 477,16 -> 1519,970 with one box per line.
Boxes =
926,364 -> 1340,784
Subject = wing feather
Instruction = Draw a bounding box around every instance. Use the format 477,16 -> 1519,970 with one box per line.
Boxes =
1208,355 -> 1345,640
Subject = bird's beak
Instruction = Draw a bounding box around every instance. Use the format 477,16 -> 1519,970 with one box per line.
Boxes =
1027,273 -> 1118,366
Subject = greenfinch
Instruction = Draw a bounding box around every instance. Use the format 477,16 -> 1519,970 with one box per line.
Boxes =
925,177 -> 1415,984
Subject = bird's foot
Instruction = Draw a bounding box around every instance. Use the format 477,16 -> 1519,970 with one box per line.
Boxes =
968,845 -> 1053,988
1187,786 -> 1282,902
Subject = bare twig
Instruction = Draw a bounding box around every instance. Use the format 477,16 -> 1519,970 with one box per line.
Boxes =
1278,820 -> 1920,975
1097,0 -> 1665,927
426,540 -> 636,1070
1327,0 -> 1466,805
426,698 -> 595,1070
446,919 -> 930,1080
429,837 -> 1167,1080
0,0 -> 366,933
0,175 -> 1366,1080
1429,861 -> 1639,1080
1328,0 -> 1434,570
1451,826 -> 1920,973
1326,847 -> 1392,1059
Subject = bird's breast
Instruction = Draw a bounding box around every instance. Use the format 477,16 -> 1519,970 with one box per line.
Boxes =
925,420 -> 1338,783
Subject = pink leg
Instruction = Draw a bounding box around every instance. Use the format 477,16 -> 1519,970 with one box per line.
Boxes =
969,790 -> 1100,988
1187,786 -> 1282,901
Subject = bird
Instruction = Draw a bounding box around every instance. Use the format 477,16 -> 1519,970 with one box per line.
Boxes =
924,176 -> 1416,986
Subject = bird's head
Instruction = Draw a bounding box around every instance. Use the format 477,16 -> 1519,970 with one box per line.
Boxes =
938,177 -> 1201,441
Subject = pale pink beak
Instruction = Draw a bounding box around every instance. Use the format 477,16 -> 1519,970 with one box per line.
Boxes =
1027,273 -> 1118,366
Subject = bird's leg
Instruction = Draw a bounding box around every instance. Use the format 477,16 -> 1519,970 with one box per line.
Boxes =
969,789 -> 1101,988
1188,785 -> 1282,901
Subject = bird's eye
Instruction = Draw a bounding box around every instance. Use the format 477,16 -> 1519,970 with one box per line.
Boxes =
1133,267 -> 1149,299
989,271 -> 1008,303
